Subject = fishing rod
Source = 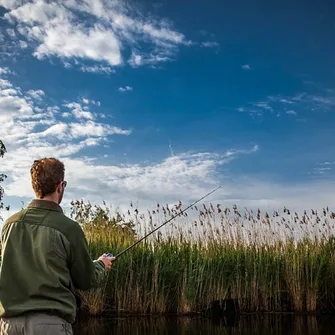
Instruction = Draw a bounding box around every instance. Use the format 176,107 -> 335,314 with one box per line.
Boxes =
106,185 -> 221,260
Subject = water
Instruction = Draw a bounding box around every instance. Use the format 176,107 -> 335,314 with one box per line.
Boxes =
73,314 -> 335,334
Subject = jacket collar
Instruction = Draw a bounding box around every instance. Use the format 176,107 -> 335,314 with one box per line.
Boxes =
28,199 -> 63,214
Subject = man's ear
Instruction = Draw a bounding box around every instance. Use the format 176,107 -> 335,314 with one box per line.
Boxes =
56,182 -> 61,193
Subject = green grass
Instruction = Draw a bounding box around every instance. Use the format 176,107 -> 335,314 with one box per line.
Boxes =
70,200 -> 335,315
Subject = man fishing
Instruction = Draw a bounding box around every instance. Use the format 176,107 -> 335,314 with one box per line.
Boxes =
0,158 -> 115,335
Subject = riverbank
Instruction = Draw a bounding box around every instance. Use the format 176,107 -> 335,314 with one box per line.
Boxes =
70,200 -> 335,316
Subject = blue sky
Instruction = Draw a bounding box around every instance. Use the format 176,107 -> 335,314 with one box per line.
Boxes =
1,0 -> 335,219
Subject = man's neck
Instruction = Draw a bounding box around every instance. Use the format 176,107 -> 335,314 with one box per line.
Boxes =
38,195 -> 58,204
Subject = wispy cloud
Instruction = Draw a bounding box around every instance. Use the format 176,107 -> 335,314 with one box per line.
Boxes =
253,102 -> 273,112
26,89 -> 44,101
6,28 -> 15,38
0,68 -> 265,219
19,40 -> 28,49
118,86 -> 133,92
0,67 -> 11,75
238,86 -> 335,117
1,146 -> 259,217
128,51 -> 173,68
311,96 -> 335,107
82,98 -> 100,107
241,64 -> 251,70
1,70 -> 334,218
1,0 -> 198,70
311,161 -> 335,175
79,64 -> 115,75
224,144 -> 259,158
201,41 -> 219,48
313,167 -> 331,174
63,102 -> 94,120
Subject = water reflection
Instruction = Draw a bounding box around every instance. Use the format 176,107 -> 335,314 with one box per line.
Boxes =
73,314 -> 334,334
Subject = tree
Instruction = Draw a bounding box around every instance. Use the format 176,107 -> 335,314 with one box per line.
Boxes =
70,199 -> 137,239
0,140 -> 9,221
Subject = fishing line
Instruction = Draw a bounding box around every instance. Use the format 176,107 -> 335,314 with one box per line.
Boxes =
106,185 -> 221,259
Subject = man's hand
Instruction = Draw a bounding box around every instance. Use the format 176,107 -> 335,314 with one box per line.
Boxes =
98,253 -> 116,270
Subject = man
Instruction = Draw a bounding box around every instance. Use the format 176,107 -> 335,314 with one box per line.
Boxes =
0,158 -> 115,334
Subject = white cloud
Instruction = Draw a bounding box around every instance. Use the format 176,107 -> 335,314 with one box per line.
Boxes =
0,67 -> 11,75
128,52 -> 143,67
279,99 -> 295,104
241,64 -> 251,70
34,25 -> 122,66
0,88 -> 18,96
62,112 -> 71,118
0,94 -> 33,117
311,162 -> 335,175
1,69 -> 334,223
1,0 -> 197,70
313,167 -> 331,174
28,123 -> 68,140
239,87 -> 335,118
0,70 -> 132,199
269,92 -> 335,112
0,71 -> 263,221
79,64 -> 115,75
320,162 -> 334,166
26,89 -> 44,100
128,51 -> 172,67
1,144 -> 259,214
0,78 -> 13,89
201,41 -> 219,48
312,96 -> 335,106
118,86 -> 133,92
81,98 -> 100,106
3,149 -> 335,226
4,1 -> 69,24
19,40 -> 28,48
0,0 -> 21,10
6,28 -> 16,38
63,102 -> 94,120
70,121 -> 131,138
254,102 -> 273,112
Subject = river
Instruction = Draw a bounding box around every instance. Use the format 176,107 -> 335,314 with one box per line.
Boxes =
73,314 -> 334,334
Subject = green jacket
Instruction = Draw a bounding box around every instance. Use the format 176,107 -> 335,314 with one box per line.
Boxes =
0,199 -> 106,323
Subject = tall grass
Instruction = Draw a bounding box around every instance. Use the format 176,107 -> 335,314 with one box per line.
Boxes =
69,200 -> 335,315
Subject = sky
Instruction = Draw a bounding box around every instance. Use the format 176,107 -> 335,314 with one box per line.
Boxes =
1,0 -> 335,221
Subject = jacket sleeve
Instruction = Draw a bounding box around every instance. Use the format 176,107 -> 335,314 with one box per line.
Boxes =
69,225 -> 107,290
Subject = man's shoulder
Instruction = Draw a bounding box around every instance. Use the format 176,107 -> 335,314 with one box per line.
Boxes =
48,210 -> 77,225
4,209 -> 26,226
59,214 -> 83,233
46,211 -> 84,239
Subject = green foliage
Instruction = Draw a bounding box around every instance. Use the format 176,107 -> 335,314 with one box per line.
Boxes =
0,140 -> 6,158
70,199 -> 137,239
0,140 -> 9,221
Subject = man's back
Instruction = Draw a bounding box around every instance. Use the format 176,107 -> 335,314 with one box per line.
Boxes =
0,199 -> 105,324
0,157 -> 114,334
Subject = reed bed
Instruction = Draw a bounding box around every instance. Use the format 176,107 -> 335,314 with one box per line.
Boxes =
69,200 -> 335,315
